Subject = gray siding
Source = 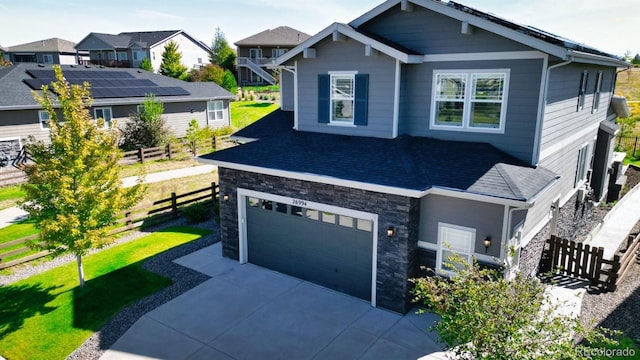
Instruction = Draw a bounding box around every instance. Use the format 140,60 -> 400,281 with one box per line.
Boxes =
360,4 -> 532,54
0,100 -> 222,145
540,64 -> 616,154
296,37 -> 396,138
281,70 -> 294,111
419,194 -> 504,258
399,59 -> 543,163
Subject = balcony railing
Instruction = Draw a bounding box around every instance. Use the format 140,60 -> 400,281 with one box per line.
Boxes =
89,59 -> 131,68
237,57 -> 276,67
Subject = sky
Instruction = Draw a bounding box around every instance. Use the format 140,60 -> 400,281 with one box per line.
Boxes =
0,0 -> 637,57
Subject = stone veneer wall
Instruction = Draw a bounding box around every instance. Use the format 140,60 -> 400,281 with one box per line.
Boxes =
218,167 -> 421,313
0,139 -> 21,165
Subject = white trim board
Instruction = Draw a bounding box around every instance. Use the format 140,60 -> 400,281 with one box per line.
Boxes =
423,51 -> 546,62
236,187 -> 379,307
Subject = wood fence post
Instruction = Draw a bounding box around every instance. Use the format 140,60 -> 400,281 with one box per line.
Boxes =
126,211 -> 132,226
213,136 -> 217,150
171,192 -> 178,218
139,148 -> 145,163
167,143 -> 173,160
211,182 -> 217,202
609,255 -> 621,291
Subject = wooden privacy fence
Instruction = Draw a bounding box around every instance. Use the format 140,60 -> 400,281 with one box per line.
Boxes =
121,135 -> 234,164
0,182 -> 219,269
538,235 -> 640,292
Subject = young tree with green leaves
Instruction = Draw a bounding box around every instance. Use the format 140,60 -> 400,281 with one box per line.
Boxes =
120,94 -> 170,150
412,259 -> 617,359
159,41 -> 188,80
21,65 -> 145,287
209,27 -> 236,73
139,57 -> 153,72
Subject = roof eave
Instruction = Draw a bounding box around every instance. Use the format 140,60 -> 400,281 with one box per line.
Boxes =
567,50 -> 630,68
275,23 -> 421,66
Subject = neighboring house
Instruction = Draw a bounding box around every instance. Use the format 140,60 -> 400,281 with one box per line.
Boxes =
234,26 -> 310,86
75,30 -> 210,71
3,38 -> 88,65
0,63 -> 234,161
200,0 -> 630,314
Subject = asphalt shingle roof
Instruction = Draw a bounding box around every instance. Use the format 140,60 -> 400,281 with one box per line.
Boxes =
119,30 -> 181,47
0,63 -> 234,110
88,33 -> 132,49
235,26 -> 311,46
6,38 -> 77,54
202,110 -> 558,201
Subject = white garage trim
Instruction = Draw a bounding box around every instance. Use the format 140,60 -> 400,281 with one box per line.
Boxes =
236,187 -> 379,307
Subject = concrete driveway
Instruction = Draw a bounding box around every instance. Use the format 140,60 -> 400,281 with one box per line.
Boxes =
100,243 -> 446,360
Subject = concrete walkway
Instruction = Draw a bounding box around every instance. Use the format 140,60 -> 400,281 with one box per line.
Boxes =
101,242 -> 448,360
585,178 -> 640,259
0,165 -> 217,230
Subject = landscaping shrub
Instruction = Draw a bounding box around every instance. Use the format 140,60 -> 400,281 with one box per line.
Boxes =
181,203 -> 212,223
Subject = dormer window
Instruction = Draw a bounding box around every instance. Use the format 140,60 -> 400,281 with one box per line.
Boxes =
430,70 -> 509,133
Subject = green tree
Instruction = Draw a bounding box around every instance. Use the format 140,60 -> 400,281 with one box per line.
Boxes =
209,27 -> 236,73
159,41 -> 188,80
21,65 -> 145,287
121,94 -> 170,150
632,54 -> 640,66
189,64 -> 224,83
221,70 -> 238,92
139,57 -> 153,72
412,259 -> 616,359
0,51 -> 11,67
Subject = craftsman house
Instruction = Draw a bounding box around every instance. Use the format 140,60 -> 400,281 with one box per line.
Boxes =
2,38 -> 88,65
200,0 -> 630,313
75,30 -> 210,71
0,63 -> 234,162
234,26 -> 310,86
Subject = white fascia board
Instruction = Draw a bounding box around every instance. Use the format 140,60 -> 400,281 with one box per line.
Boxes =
275,23 -> 422,65
567,50 -> 630,68
349,0 -> 401,27
199,158 -> 533,208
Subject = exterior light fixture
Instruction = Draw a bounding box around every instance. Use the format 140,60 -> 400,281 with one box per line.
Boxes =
483,236 -> 492,253
223,194 -> 230,202
386,226 -> 395,238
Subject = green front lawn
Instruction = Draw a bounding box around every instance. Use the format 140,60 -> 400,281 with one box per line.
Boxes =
0,185 -> 26,210
0,226 -> 210,360
0,218 -> 38,245
230,101 -> 279,129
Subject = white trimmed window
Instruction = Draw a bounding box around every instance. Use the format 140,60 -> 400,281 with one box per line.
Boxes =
577,71 -> 588,111
42,54 -> 53,64
575,143 -> 589,187
38,110 -> 50,129
207,101 -> 224,121
437,223 -> 475,274
592,71 -> 603,113
94,107 -> 113,128
431,70 -> 509,133
331,73 -> 355,124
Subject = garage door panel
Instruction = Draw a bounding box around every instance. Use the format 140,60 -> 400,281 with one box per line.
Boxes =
246,200 -> 373,301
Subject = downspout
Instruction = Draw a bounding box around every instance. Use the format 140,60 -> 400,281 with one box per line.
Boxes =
281,63 -> 298,130
532,57 -> 574,165
392,59 -> 401,138
501,205 -> 527,279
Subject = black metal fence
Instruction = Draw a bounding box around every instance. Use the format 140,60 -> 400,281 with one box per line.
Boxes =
616,134 -> 640,158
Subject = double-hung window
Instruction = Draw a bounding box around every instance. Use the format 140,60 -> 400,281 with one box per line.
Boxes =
431,70 -> 509,133
272,48 -> 287,58
437,223 -> 475,274
94,107 -> 113,128
42,54 -> 53,64
39,110 -> 50,129
331,73 -> 355,123
592,71 -> 603,113
207,101 -> 224,121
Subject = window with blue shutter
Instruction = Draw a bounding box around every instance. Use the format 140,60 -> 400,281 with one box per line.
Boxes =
319,72 -> 369,126
318,74 -> 330,123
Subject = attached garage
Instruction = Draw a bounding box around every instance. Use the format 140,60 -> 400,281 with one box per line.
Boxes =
237,189 -> 378,305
